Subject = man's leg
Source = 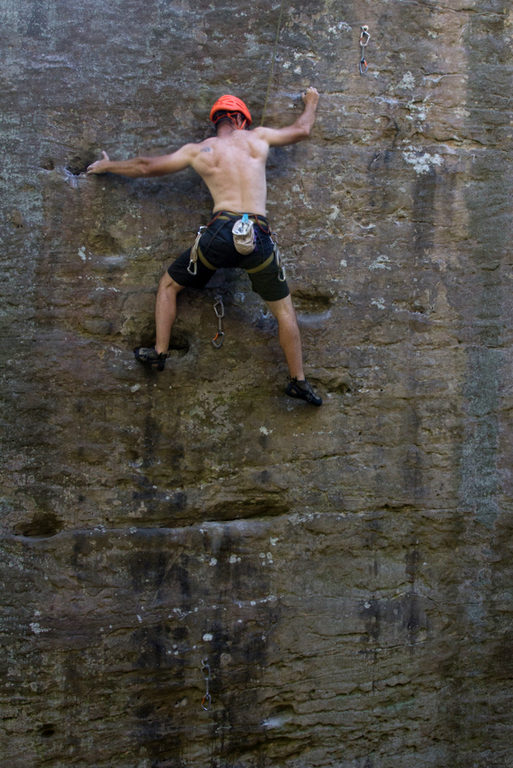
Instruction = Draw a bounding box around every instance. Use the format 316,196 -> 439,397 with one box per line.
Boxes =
155,272 -> 184,354
266,295 -> 304,379
134,272 -> 184,370
266,294 -> 322,406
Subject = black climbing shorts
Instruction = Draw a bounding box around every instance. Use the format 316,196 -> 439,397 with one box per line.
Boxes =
167,211 -> 290,302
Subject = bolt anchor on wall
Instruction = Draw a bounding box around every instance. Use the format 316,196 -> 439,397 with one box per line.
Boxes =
359,25 -> 370,74
201,658 -> 212,710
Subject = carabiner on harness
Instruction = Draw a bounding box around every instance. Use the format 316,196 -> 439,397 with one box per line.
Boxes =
359,25 -> 370,75
188,226 -> 207,275
212,295 -> 225,349
274,244 -> 287,283
269,233 -> 287,283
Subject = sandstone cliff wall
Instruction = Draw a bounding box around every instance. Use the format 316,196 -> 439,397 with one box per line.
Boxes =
1,1 -> 512,766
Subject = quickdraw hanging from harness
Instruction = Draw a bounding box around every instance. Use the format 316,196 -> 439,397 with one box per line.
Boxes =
212,295 -> 225,349
359,25 -> 370,75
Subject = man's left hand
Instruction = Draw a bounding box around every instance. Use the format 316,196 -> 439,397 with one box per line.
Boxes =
86,151 -> 110,175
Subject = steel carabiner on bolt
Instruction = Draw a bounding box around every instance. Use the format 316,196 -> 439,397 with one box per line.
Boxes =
201,658 -> 211,711
359,25 -> 370,75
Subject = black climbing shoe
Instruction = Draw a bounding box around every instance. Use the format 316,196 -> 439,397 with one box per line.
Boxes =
134,347 -> 168,372
285,377 -> 323,406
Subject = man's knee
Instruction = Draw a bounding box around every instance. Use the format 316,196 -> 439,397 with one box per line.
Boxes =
266,294 -> 297,322
158,271 -> 184,294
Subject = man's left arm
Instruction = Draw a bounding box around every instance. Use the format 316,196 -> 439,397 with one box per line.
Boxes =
86,143 -> 197,178
256,86 -> 319,147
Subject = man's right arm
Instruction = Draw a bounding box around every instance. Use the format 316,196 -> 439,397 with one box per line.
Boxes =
86,143 -> 198,178
256,86 -> 319,147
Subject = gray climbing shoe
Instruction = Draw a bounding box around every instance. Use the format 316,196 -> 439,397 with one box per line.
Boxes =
285,377 -> 322,406
134,347 -> 168,372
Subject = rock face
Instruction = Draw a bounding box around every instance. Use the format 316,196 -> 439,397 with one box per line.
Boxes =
1,1 -> 512,766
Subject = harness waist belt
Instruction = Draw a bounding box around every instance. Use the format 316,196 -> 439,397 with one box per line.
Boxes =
198,245 -> 276,274
210,210 -> 269,229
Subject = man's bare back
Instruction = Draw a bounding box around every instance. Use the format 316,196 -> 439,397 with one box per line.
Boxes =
190,129 -> 270,215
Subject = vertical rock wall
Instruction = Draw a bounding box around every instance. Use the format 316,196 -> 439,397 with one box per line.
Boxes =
1,1 -> 512,766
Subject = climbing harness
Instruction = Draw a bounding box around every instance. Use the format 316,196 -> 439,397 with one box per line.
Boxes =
201,658 -> 212,711
359,25 -> 370,75
212,295 -> 225,349
187,214 -> 286,349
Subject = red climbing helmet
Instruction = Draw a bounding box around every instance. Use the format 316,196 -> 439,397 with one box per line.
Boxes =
210,95 -> 252,128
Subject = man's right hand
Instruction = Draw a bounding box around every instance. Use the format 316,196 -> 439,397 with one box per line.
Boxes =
86,151 -> 110,175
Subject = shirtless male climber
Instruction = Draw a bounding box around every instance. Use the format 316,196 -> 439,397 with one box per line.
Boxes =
87,87 -> 322,405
